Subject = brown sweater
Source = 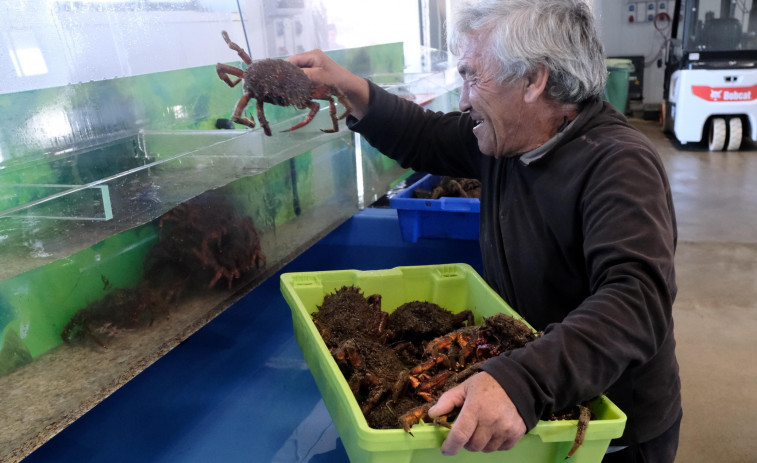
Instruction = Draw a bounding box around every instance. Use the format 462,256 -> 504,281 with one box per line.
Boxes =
348,81 -> 681,445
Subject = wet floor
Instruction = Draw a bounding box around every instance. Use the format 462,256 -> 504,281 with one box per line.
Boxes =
632,119 -> 757,462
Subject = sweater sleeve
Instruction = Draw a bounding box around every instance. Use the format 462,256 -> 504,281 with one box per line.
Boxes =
480,139 -> 677,432
347,80 -> 481,178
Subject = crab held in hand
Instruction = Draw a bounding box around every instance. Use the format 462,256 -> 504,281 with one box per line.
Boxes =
216,30 -> 352,136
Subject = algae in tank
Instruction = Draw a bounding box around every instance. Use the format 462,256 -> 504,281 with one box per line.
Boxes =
0,330 -> 33,376
0,296 -> 33,376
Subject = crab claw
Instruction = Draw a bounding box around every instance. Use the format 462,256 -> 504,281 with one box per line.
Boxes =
433,415 -> 453,429
398,403 -> 433,435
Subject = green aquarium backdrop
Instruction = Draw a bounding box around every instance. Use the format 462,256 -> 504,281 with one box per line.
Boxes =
0,42 -> 411,374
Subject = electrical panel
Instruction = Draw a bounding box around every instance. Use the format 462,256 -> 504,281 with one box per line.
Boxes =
626,1 -> 668,23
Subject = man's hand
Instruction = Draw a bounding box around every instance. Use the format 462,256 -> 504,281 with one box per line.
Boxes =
286,49 -> 370,119
427,371 -> 526,455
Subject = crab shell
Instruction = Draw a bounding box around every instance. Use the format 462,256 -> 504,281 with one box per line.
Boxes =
244,58 -> 314,107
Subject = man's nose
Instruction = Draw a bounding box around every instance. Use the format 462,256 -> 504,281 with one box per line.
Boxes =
458,83 -> 471,111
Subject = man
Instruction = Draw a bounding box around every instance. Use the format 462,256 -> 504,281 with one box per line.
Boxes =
288,0 -> 681,461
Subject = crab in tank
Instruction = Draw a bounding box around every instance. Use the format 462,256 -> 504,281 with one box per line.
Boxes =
216,30 -> 352,136
150,193 -> 266,289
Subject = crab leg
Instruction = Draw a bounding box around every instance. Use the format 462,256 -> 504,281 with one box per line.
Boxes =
398,403 -> 433,435
216,63 -> 244,87
411,355 -> 449,377
283,101 -> 320,133
257,99 -> 272,136
322,97 -> 339,133
360,382 -> 389,415
230,93 -> 256,129
565,404 -> 592,459
416,370 -> 453,397
391,370 -> 410,402
221,30 -> 252,65
334,88 -> 353,120
85,329 -> 109,349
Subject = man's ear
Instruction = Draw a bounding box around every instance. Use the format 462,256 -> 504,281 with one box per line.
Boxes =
524,64 -> 549,103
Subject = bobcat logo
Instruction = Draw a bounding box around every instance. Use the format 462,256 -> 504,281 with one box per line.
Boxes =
710,89 -> 723,101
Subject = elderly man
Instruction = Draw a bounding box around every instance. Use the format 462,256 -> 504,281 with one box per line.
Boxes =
288,1 -> 682,461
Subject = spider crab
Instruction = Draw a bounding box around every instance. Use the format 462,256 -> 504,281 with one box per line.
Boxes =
154,196 -> 266,289
216,30 -> 352,136
414,176 -> 482,199
397,313 -> 539,431
60,279 -> 183,348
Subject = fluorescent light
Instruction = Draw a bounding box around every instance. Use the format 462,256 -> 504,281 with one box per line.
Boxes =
12,47 -> 49,77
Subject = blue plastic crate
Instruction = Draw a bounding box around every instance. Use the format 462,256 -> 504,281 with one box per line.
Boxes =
389,174 -> 480,242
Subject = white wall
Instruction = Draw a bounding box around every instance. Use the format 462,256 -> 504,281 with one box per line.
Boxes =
594,1 -> 671,106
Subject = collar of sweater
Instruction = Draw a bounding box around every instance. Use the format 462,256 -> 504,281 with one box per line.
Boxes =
518,98 -> 605,166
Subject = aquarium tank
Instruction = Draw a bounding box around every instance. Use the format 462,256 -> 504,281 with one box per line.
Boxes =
0,1 -> 461,461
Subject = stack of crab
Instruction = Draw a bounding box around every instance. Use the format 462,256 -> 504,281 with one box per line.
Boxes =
311,285 -> 540,432
61,193 -> 266,347
413,176 -> 482,200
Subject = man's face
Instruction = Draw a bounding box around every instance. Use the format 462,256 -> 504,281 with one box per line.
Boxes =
457,33 -> 532,158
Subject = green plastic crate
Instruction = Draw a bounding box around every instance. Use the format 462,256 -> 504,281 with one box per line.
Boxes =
280,264 -> 626,463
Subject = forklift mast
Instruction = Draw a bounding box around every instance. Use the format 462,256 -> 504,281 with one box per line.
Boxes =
666,0 -> 757,72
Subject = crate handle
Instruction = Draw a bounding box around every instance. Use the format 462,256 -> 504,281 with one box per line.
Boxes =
290,274 -> 320,287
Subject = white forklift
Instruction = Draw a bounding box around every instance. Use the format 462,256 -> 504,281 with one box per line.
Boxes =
662,0 -> 757,150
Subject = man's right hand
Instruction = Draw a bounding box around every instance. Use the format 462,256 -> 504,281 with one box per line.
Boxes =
286,49 -> 370,120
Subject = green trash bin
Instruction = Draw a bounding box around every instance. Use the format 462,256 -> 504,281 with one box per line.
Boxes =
605,58 -> 635,113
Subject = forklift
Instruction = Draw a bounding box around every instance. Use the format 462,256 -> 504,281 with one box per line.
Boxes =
662,0 -> 757,150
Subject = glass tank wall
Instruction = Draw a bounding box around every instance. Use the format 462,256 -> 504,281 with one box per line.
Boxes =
0,1 -> 460,461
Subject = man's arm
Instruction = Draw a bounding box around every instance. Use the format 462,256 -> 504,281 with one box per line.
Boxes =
289,50 -> 480,179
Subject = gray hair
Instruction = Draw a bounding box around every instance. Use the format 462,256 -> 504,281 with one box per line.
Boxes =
449,0 -> 607,104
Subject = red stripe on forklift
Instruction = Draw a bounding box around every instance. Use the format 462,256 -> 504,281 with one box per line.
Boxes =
692,85 -> 757,102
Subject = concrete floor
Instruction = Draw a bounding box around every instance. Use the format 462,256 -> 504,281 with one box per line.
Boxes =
630,119 -> 757,463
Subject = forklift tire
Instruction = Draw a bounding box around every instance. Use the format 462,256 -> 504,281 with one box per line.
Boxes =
708,118 -> 726,151
726,117 -> 742,151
